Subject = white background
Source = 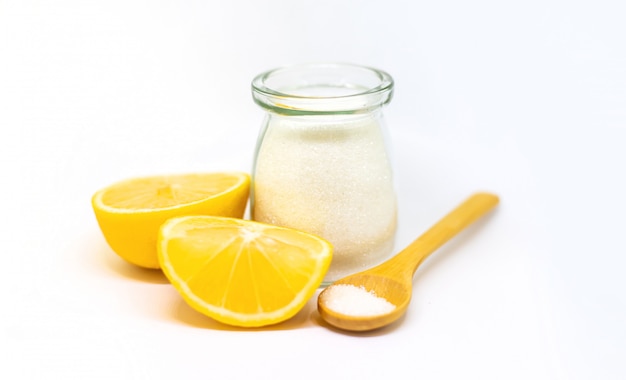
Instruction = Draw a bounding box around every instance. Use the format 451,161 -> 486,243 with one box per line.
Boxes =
1,0 -> 625,379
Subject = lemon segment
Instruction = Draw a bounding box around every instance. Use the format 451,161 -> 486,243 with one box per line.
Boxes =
158,216 -> 333,327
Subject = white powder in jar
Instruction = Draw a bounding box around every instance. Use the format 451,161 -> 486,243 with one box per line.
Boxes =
253,114 -> 397,282
321,284 -> 396,317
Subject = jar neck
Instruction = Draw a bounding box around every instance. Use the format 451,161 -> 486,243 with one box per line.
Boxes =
266,109 -> 385,124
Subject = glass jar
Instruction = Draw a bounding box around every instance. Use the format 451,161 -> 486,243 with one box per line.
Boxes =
251,63 -> 397,284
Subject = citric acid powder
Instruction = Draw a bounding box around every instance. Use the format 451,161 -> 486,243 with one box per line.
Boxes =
253,114 -> 397,282
321,284 -> 396,317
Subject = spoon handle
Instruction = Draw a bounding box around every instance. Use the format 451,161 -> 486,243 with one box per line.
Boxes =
373,192 -> 499,281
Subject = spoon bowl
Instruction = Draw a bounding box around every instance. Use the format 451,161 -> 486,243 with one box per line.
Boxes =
318,273 -> 411,331
317,192 -> 499,332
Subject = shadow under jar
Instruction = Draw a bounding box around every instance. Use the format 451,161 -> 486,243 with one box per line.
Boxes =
251,63 -> 397,284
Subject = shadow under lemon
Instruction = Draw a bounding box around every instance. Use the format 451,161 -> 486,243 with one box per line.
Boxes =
164,289 -> 324,332
96,239 -> 169,284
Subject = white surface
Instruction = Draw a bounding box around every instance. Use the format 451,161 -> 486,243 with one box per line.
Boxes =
1,1 -> 625,379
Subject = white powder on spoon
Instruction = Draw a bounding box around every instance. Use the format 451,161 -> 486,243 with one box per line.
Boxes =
322,284 -> 396,317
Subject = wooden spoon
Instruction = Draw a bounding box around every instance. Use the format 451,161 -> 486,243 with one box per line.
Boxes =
317,192 -> 499,332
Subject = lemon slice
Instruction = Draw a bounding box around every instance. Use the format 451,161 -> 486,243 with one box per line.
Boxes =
158,216 -> 333,327
92,172 -> 250,269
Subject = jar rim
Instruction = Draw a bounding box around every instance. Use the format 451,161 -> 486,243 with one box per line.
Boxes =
251,63 -> 394,115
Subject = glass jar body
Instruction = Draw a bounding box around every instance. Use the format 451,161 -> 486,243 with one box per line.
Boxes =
251,63 -> 397,283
